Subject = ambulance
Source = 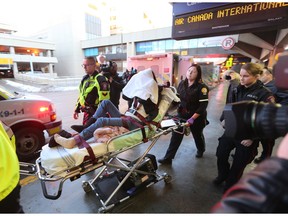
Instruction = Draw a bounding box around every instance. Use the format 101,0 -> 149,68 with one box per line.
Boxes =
0,86 -> 62,161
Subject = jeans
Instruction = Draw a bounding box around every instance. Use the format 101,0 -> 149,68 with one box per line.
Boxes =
79,100 -> 138,140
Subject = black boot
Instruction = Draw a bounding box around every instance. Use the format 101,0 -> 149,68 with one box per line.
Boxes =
71,117 -> 96,133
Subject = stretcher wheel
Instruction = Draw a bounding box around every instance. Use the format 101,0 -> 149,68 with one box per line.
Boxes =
82,181 -> 92,193
163,173 -> 172,183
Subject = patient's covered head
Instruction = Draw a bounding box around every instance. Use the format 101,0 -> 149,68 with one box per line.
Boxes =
94,126 -> 129,143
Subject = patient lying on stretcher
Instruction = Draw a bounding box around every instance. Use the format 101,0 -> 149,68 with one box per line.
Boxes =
53,68 -> 162,149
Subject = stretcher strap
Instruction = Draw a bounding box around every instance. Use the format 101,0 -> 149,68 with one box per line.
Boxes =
121,116 -> 148,143
74,136 -> 97,163
128,108 -> 160,129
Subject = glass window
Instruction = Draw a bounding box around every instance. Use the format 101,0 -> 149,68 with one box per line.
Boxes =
165,40 -> 173,50
158,40 -> 165,51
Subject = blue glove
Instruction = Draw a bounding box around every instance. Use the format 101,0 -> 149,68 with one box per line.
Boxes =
187,117 -> 195,125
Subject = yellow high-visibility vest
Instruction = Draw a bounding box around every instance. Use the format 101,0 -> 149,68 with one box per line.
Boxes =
0,121 -> 19,201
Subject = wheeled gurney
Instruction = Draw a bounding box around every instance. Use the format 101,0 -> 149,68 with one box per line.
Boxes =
20,86 -> 188,213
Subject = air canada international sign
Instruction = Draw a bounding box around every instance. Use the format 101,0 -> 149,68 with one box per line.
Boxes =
172,2 -> 288,40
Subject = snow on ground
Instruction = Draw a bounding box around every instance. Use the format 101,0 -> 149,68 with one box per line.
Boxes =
2,79 -> 78,93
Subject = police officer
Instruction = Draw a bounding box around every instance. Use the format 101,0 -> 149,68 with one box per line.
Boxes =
158,64 -> 209,164
72,56 -> 110,132
0,120 -> 24,213
213,63 -> 275,192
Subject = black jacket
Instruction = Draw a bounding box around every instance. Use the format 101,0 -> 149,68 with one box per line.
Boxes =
211,157 -> 288,213
110,73 -> 126,108
177,79 -> 209,120
232,80 -> 275,103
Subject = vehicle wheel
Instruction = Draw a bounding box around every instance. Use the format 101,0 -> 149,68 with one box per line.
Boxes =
82,181 -> 92,193
164,173 -> 172,183
14,127 -> 45,162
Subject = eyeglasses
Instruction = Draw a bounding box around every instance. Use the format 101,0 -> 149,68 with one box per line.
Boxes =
81,64 -> 95,68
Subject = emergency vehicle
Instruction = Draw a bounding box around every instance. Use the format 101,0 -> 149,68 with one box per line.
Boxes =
126,52 -> 218,88
0,86 -> 62,161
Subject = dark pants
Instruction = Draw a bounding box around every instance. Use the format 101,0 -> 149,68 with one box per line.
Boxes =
259,138 -> 275,159
163,117 -> 206,159
216,136 -> 258,191
0,184 -> 24,213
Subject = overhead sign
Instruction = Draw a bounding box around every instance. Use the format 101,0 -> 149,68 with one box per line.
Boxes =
172,2 -> 229,16
172,2 -> 288,40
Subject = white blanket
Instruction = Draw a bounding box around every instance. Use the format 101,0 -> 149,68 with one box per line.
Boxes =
122,68 -> 159,104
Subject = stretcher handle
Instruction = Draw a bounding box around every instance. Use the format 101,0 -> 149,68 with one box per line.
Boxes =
40,180 -> 62,200
19,162 -> 37,175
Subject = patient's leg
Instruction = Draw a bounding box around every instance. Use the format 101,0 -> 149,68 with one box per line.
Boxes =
54,134 -> 77,149
92,100 -> 122,119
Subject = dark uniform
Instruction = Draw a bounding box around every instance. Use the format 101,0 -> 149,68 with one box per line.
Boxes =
109,73 -> 126,109
75,71 -> 110,125
216,80 -> 275,192
161,79 -> 209,160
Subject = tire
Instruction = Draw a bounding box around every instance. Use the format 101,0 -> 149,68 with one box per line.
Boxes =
82,181 -> 92,193
14,127 -> 45,162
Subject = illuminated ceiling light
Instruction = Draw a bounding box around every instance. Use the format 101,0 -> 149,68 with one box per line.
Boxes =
27,49 -> 30,52
284,45 -> 288,50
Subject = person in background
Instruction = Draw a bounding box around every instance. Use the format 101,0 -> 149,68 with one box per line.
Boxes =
220,69 -> 241,123
211,132 -> 288,213
254,66 -> 288,164
107,61 -> 126,110
158,64 -> 209,164
122,69 -> 131,84
213,63 -> 275,193
259,66 -> 288,105
72,56 -> 110,132
0,120 -> 24,213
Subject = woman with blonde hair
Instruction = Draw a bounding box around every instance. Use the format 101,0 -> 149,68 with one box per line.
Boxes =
214,63 -> 275,192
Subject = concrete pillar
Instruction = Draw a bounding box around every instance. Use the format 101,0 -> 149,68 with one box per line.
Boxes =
30,56 -> 34,73
9,46 -> 15,54
9,47 -> 18,73
48,64 -> 53,76
127,41 -> 135,58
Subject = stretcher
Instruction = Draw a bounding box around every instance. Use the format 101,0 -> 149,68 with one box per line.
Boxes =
20,86 -> 188,213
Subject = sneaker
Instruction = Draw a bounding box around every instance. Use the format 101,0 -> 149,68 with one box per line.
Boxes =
158,158 -> 172,165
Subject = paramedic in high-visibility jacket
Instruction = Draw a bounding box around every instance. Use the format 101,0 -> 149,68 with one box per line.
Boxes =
73,56 -> 110,125
0,120 -> 24,213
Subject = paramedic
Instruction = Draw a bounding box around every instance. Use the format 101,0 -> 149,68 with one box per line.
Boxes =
0,121 -> 24,213
158,64 -> 209,163
73,56 -> 110,126
213,63 -> 275,193
211,132 -> 288,213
